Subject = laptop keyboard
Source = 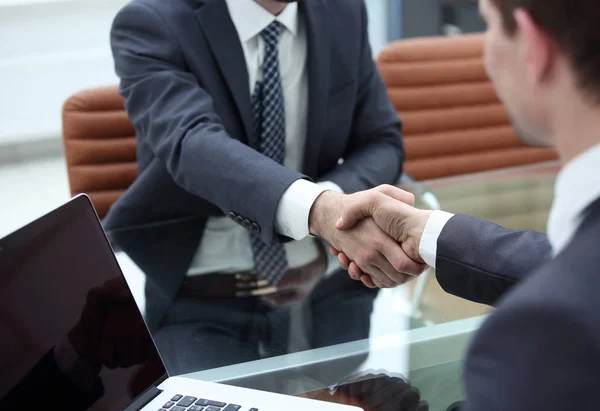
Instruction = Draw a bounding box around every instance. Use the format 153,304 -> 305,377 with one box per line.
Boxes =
159,394 -> 259,411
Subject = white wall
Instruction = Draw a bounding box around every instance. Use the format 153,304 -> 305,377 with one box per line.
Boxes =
0,0 -> 389,147
0,0 -> 127,146
365,0 -> 389,56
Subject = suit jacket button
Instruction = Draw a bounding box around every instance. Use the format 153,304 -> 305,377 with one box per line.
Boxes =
251,223 -> 261,233
228,212 -> 236,219
243,219 -> 252,229
235,216 -> 244,225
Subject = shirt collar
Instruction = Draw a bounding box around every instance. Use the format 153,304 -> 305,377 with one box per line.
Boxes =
547,143 -> 600,255
225,0 -> 298,43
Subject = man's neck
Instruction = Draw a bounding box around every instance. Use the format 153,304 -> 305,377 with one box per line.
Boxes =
255,0 -> 287,15
554,105 -> 600,166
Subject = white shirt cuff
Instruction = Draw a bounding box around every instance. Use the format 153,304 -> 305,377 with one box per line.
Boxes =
315,181 -> 344,194
418,210 -> 454,268
275,180 -> 344,241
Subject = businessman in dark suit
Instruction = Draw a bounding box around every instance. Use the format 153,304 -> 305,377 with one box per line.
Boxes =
104,0 -> 428,328
105,0 -> 426,371
329,0 -> 600,409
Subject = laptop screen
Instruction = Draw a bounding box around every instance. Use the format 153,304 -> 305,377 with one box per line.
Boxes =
0,196 -> 166,410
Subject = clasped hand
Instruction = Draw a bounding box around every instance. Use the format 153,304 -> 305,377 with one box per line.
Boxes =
309,185 -> 431,289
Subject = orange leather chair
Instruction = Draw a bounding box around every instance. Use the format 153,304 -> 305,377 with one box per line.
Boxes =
62,86 -> 137,220
376,33 -> 557,181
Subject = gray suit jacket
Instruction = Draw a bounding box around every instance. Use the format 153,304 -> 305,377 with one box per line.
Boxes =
104,0 -> 403,327
436,201 -> 600,410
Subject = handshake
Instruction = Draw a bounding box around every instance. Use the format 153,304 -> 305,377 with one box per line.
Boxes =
308,185 -> 432,289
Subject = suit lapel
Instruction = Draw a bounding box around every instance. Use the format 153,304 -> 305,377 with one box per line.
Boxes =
195,0 -> 255,146
302,0 -> 330,178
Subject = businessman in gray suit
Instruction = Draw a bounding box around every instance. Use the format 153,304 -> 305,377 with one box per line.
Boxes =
330,0 -> 600,409
105,0 -> 427,372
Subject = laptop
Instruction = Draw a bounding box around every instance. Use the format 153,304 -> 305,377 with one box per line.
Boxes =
0,195 -> 360,411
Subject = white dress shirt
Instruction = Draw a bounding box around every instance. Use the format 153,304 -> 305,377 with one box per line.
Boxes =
546,143 -> 600,254
419,143 -> 600,267
188,0 -> 341,275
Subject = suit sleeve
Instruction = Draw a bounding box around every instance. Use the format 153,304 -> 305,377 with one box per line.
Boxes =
0,350 -> 103,410
461,301 -> 600,411
435,215 -> 551,306
318,0 -> 404,193
110,2 -> 305,246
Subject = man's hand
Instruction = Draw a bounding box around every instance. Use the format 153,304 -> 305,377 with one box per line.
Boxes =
309,190 -> 427,288
329,185 -> 432,288
335,373 -> 429,411
300,372 -> 428,411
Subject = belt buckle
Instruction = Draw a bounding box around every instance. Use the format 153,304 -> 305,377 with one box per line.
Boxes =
234,273 -> 277,297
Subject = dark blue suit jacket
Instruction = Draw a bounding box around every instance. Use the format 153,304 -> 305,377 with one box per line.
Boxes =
436,199 -> 600,410
105,0 -> 403,327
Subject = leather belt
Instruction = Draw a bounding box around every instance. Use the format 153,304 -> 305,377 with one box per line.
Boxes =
178,272 -> 278,299
178,246 -> 327,299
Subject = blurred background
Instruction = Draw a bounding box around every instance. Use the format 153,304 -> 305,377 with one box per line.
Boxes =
0,0 -> 485,238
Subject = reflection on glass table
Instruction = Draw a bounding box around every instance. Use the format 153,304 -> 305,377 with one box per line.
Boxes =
107,161 -> 559,411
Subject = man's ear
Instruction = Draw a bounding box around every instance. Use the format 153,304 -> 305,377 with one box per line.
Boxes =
514,8 -> 555,84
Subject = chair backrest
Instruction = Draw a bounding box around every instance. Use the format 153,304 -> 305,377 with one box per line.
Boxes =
62,85 -> 138,219
377,33 -> 558,181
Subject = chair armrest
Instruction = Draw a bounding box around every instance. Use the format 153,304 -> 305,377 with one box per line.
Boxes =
398,173 -> 441,211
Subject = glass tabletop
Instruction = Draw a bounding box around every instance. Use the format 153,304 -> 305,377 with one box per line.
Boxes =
107,161 -> 559,411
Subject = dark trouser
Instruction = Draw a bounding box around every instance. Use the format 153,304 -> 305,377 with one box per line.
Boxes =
152,269 -> 379,377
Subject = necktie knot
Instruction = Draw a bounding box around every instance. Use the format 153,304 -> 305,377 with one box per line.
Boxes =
261,21 -> 282,48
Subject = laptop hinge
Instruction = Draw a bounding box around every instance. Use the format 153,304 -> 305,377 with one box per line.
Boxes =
124,375 -> 167,411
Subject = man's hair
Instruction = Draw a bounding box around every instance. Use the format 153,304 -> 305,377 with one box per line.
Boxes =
490,0 -> 600,102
